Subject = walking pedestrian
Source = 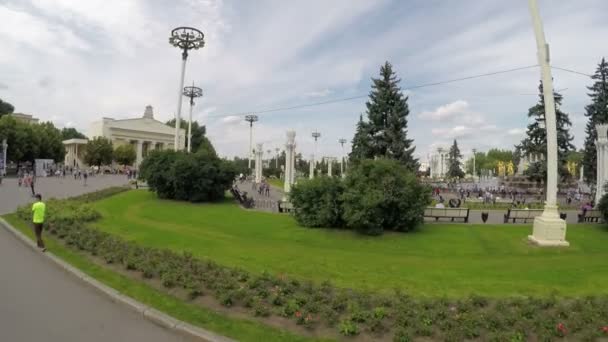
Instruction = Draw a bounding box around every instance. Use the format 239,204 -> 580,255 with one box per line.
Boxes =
30,174 -> 36,197
83,171 -> 88,186
32,194 -> 46,252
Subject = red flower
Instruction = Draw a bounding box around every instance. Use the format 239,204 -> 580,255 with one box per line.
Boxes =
295,311 -> 302,318
556,323 -> 567,334
602,326 -> 608,334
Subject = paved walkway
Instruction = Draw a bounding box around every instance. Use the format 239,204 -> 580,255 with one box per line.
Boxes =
234,181 -> 284,212
0,175 -> 129,214
0,224 -> 189,342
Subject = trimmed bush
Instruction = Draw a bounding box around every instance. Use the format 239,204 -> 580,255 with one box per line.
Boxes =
597,184 -> 608,222
342,159 -> 431,235
290,177 -> 345,228
140,149 -> 236,202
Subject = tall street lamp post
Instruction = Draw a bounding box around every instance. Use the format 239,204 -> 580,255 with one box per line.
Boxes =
169,27 -> 204,151
472,148 -> 477,181
275,147 -> 280,168
245,114 -> 259,170
527,0 -> 568,247
182,84 -> 203,153
311,131 -> 321,179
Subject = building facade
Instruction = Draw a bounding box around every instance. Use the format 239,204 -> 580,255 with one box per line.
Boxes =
63,105 -> 185,169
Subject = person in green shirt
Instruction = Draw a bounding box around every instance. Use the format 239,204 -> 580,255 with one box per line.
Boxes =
32,194 -> 46,251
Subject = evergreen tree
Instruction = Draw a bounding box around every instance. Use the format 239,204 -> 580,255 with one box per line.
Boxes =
581,58 -> 608,183
349,114 -> 372,160
447,139 -> 464,179
350,62 -> 418,170
520,82 -> 574,180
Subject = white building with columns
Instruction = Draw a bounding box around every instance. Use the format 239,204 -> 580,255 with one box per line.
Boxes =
63,105 -> 185,169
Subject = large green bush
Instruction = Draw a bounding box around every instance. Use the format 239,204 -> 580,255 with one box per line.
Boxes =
342,159 -> 431,235
597,184 -> 608,222
139,149 -> 235,202
290,177 -> 344,228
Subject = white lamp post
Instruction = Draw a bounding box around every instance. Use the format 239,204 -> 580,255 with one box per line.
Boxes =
527,0 -> 568,247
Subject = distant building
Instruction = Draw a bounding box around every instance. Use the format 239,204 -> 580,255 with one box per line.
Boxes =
63,138 -> 88,169
63,105 -> 185,169
10,113 -> 39,124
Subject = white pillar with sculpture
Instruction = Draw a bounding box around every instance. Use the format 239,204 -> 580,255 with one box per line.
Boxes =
255,143 -> 263,184
284,131 -> 296,196
527,0 -> 568,246
327,157 -> 333,177
309,155 -> 314,179
595,124 -> 608,204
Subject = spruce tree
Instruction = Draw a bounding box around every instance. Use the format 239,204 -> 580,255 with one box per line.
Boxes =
581,58 -> 608,183
447,139 -> 464,179
520,82 -> 574,180
349,114 -> 373,161
351,61 -> 417,170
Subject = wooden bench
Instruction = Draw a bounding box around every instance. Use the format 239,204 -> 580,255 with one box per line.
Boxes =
278,201 -> 294,213
424,208 -> 470,223
578,209 -> 602,223
503,209 -> 543,223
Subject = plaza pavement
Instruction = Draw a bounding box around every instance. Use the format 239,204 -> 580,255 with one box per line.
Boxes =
0,174 -> 192,341
0,174 -> 129,215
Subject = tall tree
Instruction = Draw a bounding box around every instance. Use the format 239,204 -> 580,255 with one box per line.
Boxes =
350,62 -> 418,170
447,139 -> 464,179
0,98 -> 14,117
61,127 -> 87,140
520,82 -> 574,180
349,114 -> 372,161
0,116 -> 64,163
166,119 -> 215,155
581,58 -> 608,183
84,137 -> 113,168
113,144 -> 136,167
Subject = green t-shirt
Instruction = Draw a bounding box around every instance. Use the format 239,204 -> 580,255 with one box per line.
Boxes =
32,201 -> 46,224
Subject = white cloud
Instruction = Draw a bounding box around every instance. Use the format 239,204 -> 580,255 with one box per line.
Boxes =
418,100 -> 471,121
507,128 -> 525,136
220,115 -> 241,125
304,89 -> 333,98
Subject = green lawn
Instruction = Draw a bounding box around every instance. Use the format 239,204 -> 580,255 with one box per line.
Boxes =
267,177 -> 283,189
92,190 -> 608,297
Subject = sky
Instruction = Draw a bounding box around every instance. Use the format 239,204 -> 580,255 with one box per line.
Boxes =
1,0 -> 607,162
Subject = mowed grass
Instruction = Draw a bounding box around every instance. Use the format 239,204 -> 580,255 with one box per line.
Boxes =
93,190 -> 608,297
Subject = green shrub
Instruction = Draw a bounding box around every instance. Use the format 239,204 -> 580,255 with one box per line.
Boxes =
342,159 -> 431,235
290,176 -> 345,228
597,184 -> 608,222
139,149 -> 235,202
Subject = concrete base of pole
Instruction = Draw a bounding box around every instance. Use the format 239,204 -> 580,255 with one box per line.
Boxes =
528,205 -> 569,247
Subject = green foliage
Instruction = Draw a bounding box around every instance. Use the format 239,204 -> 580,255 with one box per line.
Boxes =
0,116 -> 66,163
113,144 -> 136,166
60,127 -> 86,140
349,62 -> 418,171
447,139 -> 465,179
290,177 -> 345,228
520,82 -> 575,180
139,149 -> 235,202
84,136 -> 113,167
0,98 -> 14,116
582,58 -> 608,183
597,184 -> 608,222
342,159 -> 431,235
166,119 -> 215,155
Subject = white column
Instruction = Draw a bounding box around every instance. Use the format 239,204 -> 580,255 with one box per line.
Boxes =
309,155 -> 314,179
174,57 -> 187,151
596,124 -> 608,204
528,0 -> 568,247
290,146 -> 296,184
579,165 -> 584,183
255,143 -> 263,184
327,158 -> 333,177
284,131 -> 296,197
136,140 -> 143,168
187,101 -> 193,153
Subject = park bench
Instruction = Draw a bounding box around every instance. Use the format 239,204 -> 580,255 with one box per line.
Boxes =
577,209 -> 603,223
278,201 -> 294,213
424,208 -> 470,223
503,209 -> 543,223
230,186 -> 254,208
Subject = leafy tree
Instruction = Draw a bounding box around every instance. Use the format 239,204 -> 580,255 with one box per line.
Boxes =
84,137 -> 113,168
520,82 -> 574,181
582,58 -> 608,183
36,122 -> 65,162
166,119 -> 215,155
113,144 -> 136,166
350,114 -> 372,161
61,127 -> 87,140
350,62 -> 418,170
0,116 -> 64,163
342,159 -> 431,235
447,140 -> 465,179
0,98 -> 14,117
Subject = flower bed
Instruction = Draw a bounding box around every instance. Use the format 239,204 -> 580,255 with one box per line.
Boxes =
15,190 -> 608,341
